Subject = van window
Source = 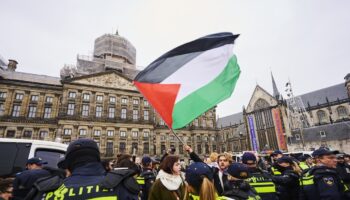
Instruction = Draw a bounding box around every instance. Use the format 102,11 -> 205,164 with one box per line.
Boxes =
35,149 -> 65,168
0,142 -> 31,177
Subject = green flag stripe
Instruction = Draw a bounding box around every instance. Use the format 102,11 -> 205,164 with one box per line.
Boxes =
172,55 -> 241,129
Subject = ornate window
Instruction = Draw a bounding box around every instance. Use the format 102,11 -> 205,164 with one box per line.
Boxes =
44,107 -> 52,118
30,95 -> 39,102
133,110 -> 139,120
144,110 -> 149,121
79,129 -> 87,136
107,130 -> 114,137
28,106 -> 37,118
23,130 -> 32,138
15,93 -> 23,100
0,103 -> 4,116
68,92 -> 76,98
63,129 -> 72,135
12,105 -> 21,117
40,131 -> 48,139
337,106 -> 348,118
108,107 -> 115,118
254,98 -> 270,110
82,104 -> 89,116
143,143 -> 149,154
119,142 -> 126,153
94,130 -> 101,136
121,108 -> 127,119
317,110 -> 327,123
45,96 -> 53,103
120,131 -> 126,138
96,95 -> 103,102
144,100 -> 149,107
0,92 -> 7,99
109,96 -> 116,103
83,93 -> 90,101
67,103 -> 75,115
95,106 -> 102,118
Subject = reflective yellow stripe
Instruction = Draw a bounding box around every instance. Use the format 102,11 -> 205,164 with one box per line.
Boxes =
189,194 -> 200,200
136,177 -> 145,185
88,197 -> 117,200
300,175 -> 314,186
253,186 -> 276,193
271,167 -> 281,175
299,162 -> 309,170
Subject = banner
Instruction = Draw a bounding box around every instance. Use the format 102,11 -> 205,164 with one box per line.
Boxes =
272,108 -> 287,150
248,115 -> 259,151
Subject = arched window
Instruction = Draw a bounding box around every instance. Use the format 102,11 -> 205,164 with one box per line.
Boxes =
317,110 -> 327,123
254,99 -> 270,110
337,106 -> 348,118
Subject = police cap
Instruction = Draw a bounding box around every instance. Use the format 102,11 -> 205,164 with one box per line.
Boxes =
185,162 -> 213,189
227,163 -> 250,179
312,147 -> 339,158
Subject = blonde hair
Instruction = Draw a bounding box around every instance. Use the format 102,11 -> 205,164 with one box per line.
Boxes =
184,177 -> 216,200
217,152 -> 233,163
209,152 -> 218,163
292,161 -> 302,175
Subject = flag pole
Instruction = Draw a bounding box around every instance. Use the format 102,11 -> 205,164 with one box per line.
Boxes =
167,126 -> 185,145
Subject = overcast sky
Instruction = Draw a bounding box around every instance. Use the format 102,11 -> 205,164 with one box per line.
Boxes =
1,0 -> 350,118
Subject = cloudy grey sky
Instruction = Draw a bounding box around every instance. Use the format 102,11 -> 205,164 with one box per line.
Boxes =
1,0 -> 349,117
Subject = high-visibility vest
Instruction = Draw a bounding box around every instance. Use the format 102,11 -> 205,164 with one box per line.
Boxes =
247,174 -> 276,194
271,167 -> 282,175
136,176 -> 145,185
299,162 -> 310,171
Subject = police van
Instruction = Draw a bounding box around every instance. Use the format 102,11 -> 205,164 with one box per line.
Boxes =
0,138 -> 67,177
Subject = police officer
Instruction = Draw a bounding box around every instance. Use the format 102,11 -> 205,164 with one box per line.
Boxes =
242,153 -> 278,200
298,155 -> 311,171
32,139 -> 139,200
137,156 -> 156,200
336,154 -> 350,189
300,147 -> 350,200
12,157 -> 50,200
270,150 -> 283,176
269,156 -> 300,200
222,163 -> 261,200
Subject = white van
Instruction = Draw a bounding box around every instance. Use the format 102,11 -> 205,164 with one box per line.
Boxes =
0,138 -> 67,177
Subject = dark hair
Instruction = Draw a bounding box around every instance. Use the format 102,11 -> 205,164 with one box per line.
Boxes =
160,155 -> 179,174
115,156 -> 140,175
0,178 -> 13,193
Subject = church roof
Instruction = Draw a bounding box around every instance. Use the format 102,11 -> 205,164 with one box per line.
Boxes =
0,70 -> 61,85
217,112 -> 244,128
291,121 -> 350,143
294,83 -> 348,107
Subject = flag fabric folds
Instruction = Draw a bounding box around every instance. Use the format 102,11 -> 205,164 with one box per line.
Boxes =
134,32 -> 241,129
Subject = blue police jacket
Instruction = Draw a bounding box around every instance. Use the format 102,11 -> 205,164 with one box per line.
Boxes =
300,165 -> 350,200
42,162 -> 139,200
12,168 -> 51,200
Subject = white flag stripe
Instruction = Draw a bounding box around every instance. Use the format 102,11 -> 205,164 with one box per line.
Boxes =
161,44 -> 234,103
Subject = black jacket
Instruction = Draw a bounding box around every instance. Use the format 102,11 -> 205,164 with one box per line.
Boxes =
300,165 -> 350,200
271,169 -> 300,200
336,163 -> 350,184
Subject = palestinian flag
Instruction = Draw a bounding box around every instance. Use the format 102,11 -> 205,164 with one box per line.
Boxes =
134,32 -> 241,129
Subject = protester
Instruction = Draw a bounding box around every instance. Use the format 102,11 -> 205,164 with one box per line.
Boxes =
298,155 -> 311,171
101,159 -> 114,172
0,178 -> 13,200
242,152 -> 278,200
269,156 -> 301,200
185,145 -> 231,195
222,163 -> 261,200
148,155 -> 185,200
184,162 -> 217,200
300,147 -> 350,200
137,156 -> 156,200
32,139 -> 139,200
12,157 -> 51,200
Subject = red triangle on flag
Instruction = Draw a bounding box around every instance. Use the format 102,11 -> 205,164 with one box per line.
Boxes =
134,81 -> 180,128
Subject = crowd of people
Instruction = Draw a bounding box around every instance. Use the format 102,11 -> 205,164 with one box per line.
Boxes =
0,138 -> 350,200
